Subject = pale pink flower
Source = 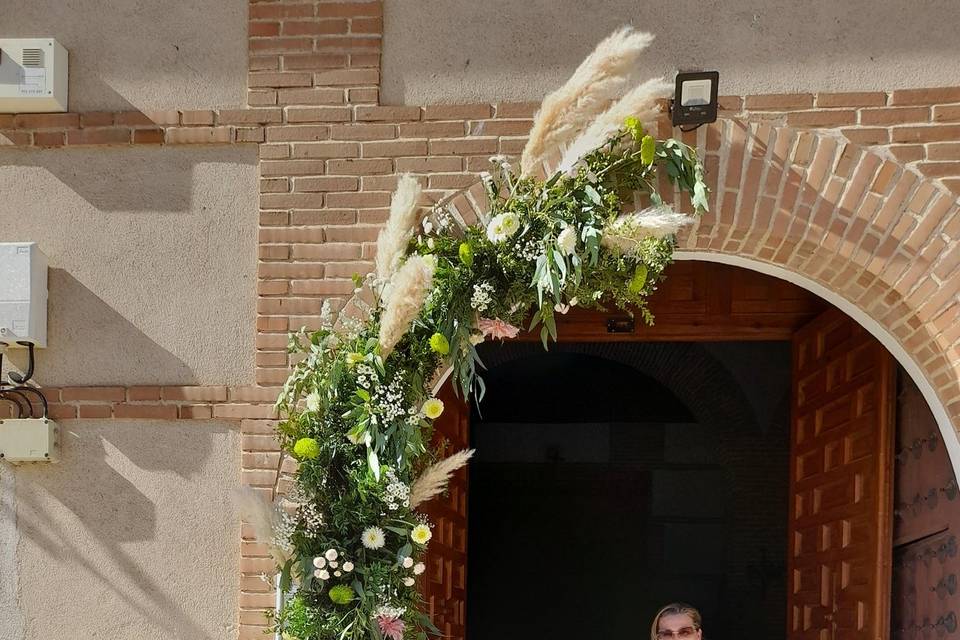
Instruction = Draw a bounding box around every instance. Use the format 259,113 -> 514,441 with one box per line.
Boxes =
477,318 -> 520,340
377,615 -> 405,640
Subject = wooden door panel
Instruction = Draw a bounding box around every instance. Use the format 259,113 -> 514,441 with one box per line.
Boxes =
789,309 -> 895,640
418,383 -> 469,640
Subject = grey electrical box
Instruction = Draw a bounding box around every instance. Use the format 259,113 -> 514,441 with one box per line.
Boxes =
0,418 -> 59,463
0,242 -> 48,347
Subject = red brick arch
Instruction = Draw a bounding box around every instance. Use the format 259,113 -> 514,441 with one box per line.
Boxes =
543,117 -> 960,470
433,117 -> 960,473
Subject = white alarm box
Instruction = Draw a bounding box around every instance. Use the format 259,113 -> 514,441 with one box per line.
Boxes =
0,418 -> 60,463
0,38 -> 69,113
0,243 -> 48,347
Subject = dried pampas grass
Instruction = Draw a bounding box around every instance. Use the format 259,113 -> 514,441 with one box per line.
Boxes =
233,485 -> 291,565
409,449 -> 475,508
378,255 -> 435,357
376,174 -> 423,287
520,27 -> 655,176
557,77 -> 672,176
600,206 -> 695,255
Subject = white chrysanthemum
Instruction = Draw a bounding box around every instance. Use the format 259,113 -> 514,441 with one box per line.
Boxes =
557,226 -> 577,255
486,212 -> 520,243
312,556 -> 326,569
343,561 -> 354,572
334,570 -> 342,577
402,556 -> 414,569
325,548 -> 338,561
413,562 -> 426,575
411,524 -> 432,545
362,526 -> 386,550
403,577 -> 416,587
329,561 -> 338,569
315,569 -> 330,580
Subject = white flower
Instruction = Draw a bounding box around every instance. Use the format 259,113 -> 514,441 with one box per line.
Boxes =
411,524 -> 432,545
421,217 -> 433,234
313,556 -> 327,569
485,212 -> 520,243
329,561 -> 338,569
343,561 -> 354,572
362,526 -> 386,550
402,556 -> 414,569
426,237 -> 435,249
315,569 -> 330,580
413,562 -> 425,575
403,577 -> 416,587
334,570 -> 342,577
325,548 -> 339,561
557,226 -> 577,255
306,392 -> 321,413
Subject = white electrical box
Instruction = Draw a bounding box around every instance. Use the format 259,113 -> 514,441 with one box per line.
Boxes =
0,243 -> 48,348
0,38 -> 69,113
0,418 -> 59,463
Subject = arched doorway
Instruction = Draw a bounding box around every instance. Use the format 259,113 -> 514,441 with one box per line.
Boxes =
420,260 -> 960,640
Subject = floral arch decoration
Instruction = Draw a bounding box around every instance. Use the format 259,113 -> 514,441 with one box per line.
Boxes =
251,27 -> 711,640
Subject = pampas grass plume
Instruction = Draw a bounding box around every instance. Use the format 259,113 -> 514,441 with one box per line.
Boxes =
557,77 -> 672,176
233,485 -> 290,565
520,27 -> 654,176
410,449 -> 475,508
378,255 -> 435,357
376,174 -> 423,286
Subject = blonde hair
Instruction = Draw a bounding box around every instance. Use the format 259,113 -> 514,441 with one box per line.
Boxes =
650,602 -> 702,640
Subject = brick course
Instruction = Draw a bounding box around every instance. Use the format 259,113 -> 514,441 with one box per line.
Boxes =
2,2 -> 959,637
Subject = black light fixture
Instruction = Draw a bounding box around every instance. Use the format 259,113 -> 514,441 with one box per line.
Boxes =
670,71 -> 720,131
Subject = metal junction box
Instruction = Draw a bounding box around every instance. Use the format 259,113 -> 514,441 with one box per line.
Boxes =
0,418 -> 60,463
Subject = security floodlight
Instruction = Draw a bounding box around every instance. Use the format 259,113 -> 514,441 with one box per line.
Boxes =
671,71 -> 720,130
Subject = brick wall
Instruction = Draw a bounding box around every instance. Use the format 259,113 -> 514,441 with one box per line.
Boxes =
2,1 -> 959,637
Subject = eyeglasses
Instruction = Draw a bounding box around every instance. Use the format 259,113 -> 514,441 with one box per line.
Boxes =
656,627 -> 699,639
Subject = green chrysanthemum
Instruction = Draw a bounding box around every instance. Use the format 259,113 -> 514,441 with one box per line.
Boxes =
628,264 -> 648,294
328,584 -> 355,605
458,242 -> 474,267
640,135 -> 656,166
293,437 -> 321,460
624,115 -> 644,141
429,332 -> 450,355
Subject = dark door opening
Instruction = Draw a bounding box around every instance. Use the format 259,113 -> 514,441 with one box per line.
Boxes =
466,342 -> 793,639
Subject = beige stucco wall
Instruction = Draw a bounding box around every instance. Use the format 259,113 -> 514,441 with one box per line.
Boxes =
382,0 -> 960,105
0,419 -> 241,640
0,145 -> 258,386
3,0 -> 247,111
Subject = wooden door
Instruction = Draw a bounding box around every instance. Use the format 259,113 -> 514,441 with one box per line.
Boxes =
418,382 -> 470,639
788,309 -> 895,640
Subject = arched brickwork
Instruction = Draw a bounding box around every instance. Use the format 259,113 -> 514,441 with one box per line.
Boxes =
660,118 -> 960,470
516,118 -> 960,471
430,117 -> 960,471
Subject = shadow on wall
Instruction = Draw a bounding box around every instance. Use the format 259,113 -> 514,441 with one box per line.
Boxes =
0,144 -> 259,386
12,420 -> 240,639
3,269 -> 194,386
4,0 -> 247,111
1,145 -> 256,213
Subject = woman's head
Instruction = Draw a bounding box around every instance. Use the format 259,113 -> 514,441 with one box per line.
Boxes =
650,603 -> 703,640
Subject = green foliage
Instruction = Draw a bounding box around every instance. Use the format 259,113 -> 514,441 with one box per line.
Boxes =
270,121 -> 708,639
